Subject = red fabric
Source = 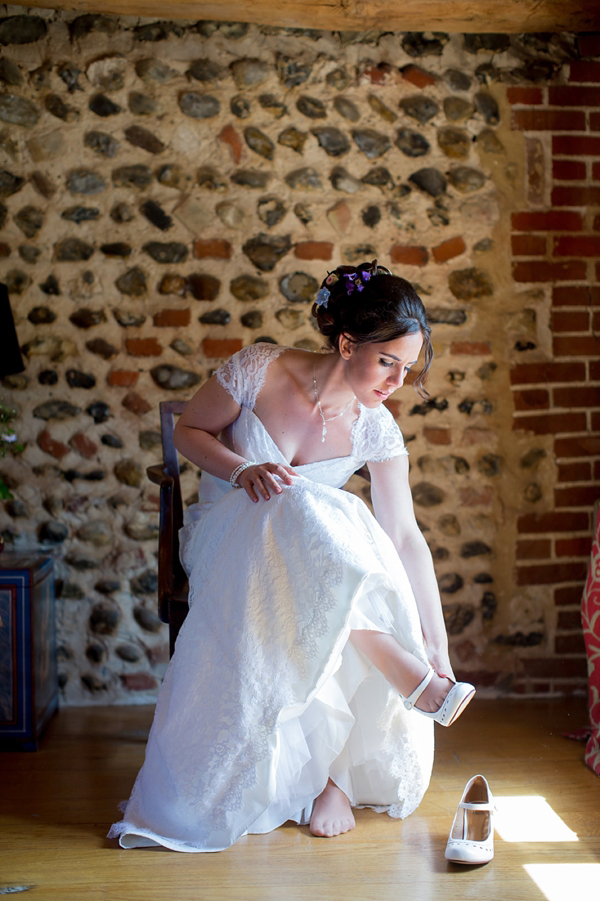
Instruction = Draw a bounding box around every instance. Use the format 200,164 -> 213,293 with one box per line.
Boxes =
582,503 -> 600,775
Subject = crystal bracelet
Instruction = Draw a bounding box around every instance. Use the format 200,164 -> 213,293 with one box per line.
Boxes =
229,461 -> 257,488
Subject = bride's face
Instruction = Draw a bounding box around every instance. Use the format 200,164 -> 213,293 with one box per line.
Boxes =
340,332 -> 424,407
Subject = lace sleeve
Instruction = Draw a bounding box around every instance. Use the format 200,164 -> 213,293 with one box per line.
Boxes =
214,343 -> 287,409
353,405 -> 408,463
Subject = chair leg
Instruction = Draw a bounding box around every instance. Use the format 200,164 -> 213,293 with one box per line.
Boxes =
168,601 -> 189,657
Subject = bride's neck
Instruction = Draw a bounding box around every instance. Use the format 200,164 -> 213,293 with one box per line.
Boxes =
313,353 -> 355,411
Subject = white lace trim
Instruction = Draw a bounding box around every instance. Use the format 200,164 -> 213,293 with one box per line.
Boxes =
215,342 -> 287,410
215,343 -> 407,464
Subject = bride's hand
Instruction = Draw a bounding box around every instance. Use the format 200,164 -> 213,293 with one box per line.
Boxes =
426,647 -> 456,682
236,462 -> 297,502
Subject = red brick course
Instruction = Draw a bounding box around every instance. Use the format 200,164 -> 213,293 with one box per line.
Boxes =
512,389 -> 549,411
512,412 -> 587,434
423,427 -> 451,445
570,60 -> 600,82
551,310 -> 590,332
108,370 -> 139,388
294,241 -> 334,260
69,432 -> 98,459
558,461 -> 592,482
431,236 -> 466,263
510,361 -> 586,384
512,260 -> 587,282
390,244 -> 429,265
203,338 -> 244,358
511,234 -> 546,255
552,159 -> 587,180
549,85 -> 600,106
517,512 -> 590,534
516,562 -> 588,585
401,64 -> 437,88
125,338 -> 162,357
511,210 -> 583,231
553,285 -> 600,305
450,341 -> 491,355
552,135 -> 600,155
153,309 -> 191,328
553,385 -> 600,407
516,539 -> 552,560
511,109 -> 586,131
193,239 -> 232,259
553,235 -> 600,256
507,87 -> 543,104
37,429 -> 69,459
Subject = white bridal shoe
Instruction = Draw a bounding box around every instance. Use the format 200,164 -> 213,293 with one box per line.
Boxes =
402,668 -> 476,727
445,774 -> 495,864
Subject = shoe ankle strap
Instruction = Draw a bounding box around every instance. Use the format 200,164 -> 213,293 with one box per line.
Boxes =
403,667 -> 434,710
459,800 -> 495,811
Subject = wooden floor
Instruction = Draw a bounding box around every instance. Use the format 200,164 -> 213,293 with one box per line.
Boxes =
1,698 -> 599,901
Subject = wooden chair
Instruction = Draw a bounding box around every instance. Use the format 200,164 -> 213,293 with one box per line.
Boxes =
149,400 -> 371,656
147,401 -> 189,657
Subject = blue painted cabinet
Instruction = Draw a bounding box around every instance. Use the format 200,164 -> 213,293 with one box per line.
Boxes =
0,555 -> 57,750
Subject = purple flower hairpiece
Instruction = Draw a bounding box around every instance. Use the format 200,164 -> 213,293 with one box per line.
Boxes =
315,261 -> 391,307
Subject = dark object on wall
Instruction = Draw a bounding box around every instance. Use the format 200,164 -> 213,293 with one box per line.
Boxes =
0,283 -> 25,377
0,555 -> 57,751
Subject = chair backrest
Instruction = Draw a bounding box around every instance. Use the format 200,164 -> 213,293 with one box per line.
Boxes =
158,400 -> 187,535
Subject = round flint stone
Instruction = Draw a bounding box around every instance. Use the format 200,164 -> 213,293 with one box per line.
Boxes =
409,167 -> 447,197
443,97 -> 474,122
474,91 -> 500,125
14,205 -> 43,238
230,58 -> 270,88
33,400 -> 81,420
128,92 -> 158,116
333,96 -> 360,122
89,93 -> 121,117
258,94 -> 287,118
54,238 -> 95,262
112,165 -> 153,191
143,242 -> 188,264
115,267 -> 147,297
199,308 -> 231,325
69,308 -> 106,329
179,92 -> 220,119
150,365 -> 201,391
0,58 -> 22,85
90,603 -> 121,635
439,573 -> 464,594
326,68 -> 350,90
395,128 -> 430,158
116,643 -> 142,663
95,579 -> 121,593
186,274 -> 220,300
312,127 -> 350,157
86,401 -> 111,424
131,570 -> 158,593
241,310 -> 263,328
39,521 -> 68,544
412,482 -> 446,507
134,605 -> 164,633
125,125 -> 165,154
243,234 -> 291,271
279,271 -> 319,304
38,369 -> 58,385
230,275 -> 269,302
45,94 -> 78,123
278,127 -> 307,153
0,15 -> 47,45
114,460 -> 143,487
277,58 -> 311,88
437,127 -> 470,160
66,369 -> 96,389
448,267 -> 493,299
257,197 -> 286,228
230,95 -> 251,118
231,169 -> 270,189
0,92 -> 40,127
447,166 -> 486,192
444,69 -> 472,91
362,167 -> 394,188
285,167 -> 322,191
296,96 -> 327,119
399,95 -> 439,124
187,58 -> 221,83
135,58 -> 177,83
67,169 -> 106,195
62,206 -> 100,224
244,126 -> 274,160
0,168 -> 24,197
444,603 -> 474,635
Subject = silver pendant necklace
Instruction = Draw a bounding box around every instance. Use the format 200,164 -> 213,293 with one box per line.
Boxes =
313,365 -> 355,443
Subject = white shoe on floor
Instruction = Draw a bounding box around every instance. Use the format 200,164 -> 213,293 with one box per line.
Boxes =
445,774 -> 494,864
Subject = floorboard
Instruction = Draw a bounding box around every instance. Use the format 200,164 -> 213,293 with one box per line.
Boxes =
1,698 -> 599,901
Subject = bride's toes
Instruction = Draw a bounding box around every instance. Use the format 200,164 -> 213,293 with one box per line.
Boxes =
416,674 -> 453,713
309,781 -> 356,837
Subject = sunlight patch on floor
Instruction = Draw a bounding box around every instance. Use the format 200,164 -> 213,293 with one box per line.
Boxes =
525,864 -> 600,901
494,796 -> 578,842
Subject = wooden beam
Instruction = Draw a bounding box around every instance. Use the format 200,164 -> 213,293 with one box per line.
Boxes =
11,1 -> 600,34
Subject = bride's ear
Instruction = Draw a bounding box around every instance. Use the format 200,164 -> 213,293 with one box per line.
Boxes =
338,333 -> 355,360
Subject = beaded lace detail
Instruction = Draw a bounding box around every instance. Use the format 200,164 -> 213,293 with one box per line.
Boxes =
215,343 -> 407,464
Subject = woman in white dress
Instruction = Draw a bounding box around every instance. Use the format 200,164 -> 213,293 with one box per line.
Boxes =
108,261 -> 475,852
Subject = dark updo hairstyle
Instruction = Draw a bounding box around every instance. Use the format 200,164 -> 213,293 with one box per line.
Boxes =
311,260 -> 433,398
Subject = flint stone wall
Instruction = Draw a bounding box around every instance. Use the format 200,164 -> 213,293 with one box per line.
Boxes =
0,8 -> 598,703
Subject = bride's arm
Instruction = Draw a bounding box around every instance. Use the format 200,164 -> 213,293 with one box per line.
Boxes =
174,375 -> 295,500
367,454 -> 454,679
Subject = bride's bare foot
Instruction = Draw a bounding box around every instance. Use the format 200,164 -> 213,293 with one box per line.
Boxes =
310,779 -> 356,837
415,672 -> 454,713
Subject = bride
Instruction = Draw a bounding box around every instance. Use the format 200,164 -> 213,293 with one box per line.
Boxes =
108,260 -> 475,852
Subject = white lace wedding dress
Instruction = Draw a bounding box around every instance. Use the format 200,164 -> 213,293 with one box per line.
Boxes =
108,343 -> 434,852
